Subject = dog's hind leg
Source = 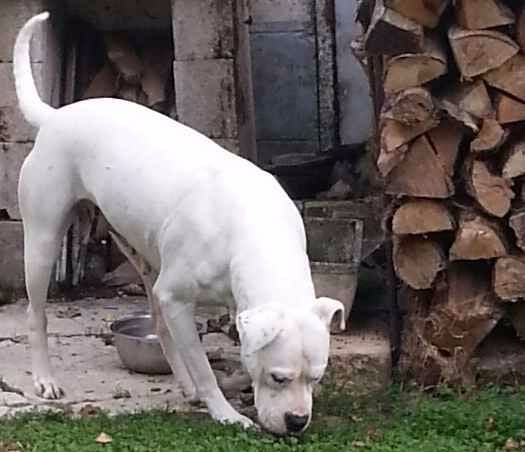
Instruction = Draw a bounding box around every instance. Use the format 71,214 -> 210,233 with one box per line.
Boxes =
19,156 -> 75,399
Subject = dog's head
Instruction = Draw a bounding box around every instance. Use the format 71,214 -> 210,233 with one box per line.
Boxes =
236,297 -> 345,435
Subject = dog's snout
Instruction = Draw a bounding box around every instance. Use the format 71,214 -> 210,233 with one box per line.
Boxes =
284,412 -> 309,433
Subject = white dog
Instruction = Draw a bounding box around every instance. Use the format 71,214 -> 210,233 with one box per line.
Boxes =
14,12 -> 345,434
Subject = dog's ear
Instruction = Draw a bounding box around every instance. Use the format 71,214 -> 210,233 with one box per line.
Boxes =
313,297 -> 346,332
236,305 -> 285,356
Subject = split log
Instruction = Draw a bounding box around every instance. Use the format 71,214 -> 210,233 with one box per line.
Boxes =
422,262 -> 503,376
377,143 -> 408,178
380,117 -> 439,153
455,0 -> 514,30
494,256 -> 525,301
517,7 -> 525,52
426,120 -> 464,178
383,36 -> 447,93
383,87 -> 436,126
104,33 -> 143,84
386,134 -> 454,198
82,63 -> 117,99
502,140 -> 525,179
117,83 -> 141,103
509,210 -> 525,252
384,0 -> 449,28
449,213 -> 508,260
393,235 -> 445,289
466,159 -> 514,218
470,119 -> 508,153
400,262 -> 504,386
435,98 -> 479,132
443,81 -> 492,119
364,0 -> 424,55
377,117 -> 439,176
392,199 -> 455,234
483,55 -> 525,102
448,26 -> 519,78
495,93 -> 525,125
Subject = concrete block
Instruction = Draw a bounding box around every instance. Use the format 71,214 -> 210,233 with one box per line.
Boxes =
0,106 -> 37,142
0,62 -> 45,107
0,0 -> 48,62
303,197 -> 386,260
0,143 -> 33,219
213,138 -> 239,154
0,221 -> 25,297
172,0 -> 234,60
325,316 -> 392,395
173,60 -> 237,138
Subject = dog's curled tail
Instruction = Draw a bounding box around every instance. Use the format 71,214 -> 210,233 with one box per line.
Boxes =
13,12 -> 55,128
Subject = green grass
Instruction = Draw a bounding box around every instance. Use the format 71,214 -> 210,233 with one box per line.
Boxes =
2,386 -> 525,451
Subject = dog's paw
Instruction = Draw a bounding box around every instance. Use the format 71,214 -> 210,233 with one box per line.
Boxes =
215,410 -> 257,430
34,376 -> 64,399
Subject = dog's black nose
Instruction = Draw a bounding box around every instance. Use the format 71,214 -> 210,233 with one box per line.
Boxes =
284,412 -> 309,433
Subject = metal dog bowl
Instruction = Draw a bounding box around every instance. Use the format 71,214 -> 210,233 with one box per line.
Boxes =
110,315 -> 172,374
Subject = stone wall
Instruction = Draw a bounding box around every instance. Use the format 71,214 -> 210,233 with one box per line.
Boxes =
0,0 -> 63,296
171,0 -> 256,157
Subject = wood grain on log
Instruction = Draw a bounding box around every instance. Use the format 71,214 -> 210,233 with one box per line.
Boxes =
494,256 -> 525,301
436,98 -> 479,132
448,26 -> 519,78
455,0 -> 514,30
384,0 -> 449,28
483,55 -> 525,102
393,235 -> 445,289
426,120 -> 464,178
392,199 -> 455,234
502,140 -> 525,179
386,134 -> 454,198
384,35 -> 447,93
450,213 -> 508,260
365,0 -> 424,55
443,80 -> 492,119
510,210 -> 525,252
82,63 -> 118,99
495,93 -> 525,124
424,262 -> 503,369
466,159 -> 514,218
383,87 -> 436,125
377,117 -> 439,176
470,119 -> 508,153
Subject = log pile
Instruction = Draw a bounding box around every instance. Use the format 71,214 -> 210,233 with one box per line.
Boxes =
358,0 -> 525,385
82,32 -> 174,115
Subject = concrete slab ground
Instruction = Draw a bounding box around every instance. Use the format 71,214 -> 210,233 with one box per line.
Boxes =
0,297 -> 392,418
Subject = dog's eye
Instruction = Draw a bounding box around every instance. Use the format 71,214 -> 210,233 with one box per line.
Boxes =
271,374 -> 289,384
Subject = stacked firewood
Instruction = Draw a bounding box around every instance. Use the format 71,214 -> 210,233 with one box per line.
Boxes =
82,32 -> 174,115
357,0 -> 525,385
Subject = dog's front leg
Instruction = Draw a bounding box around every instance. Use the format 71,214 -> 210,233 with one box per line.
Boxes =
152,299 -> 197,401
155,290 -> 254,428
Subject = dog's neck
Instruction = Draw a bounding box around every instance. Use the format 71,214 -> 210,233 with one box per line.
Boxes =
230,242 -> 316,312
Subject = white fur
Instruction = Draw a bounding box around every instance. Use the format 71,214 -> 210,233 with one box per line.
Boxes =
14,12 -> 345,434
